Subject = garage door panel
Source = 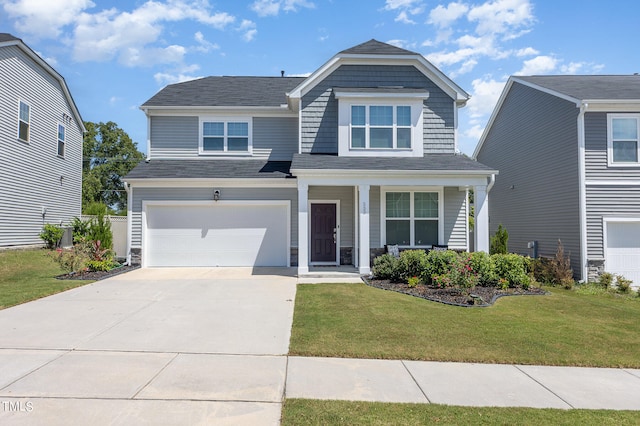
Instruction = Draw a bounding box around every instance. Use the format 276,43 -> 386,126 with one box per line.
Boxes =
145,203 -> 288,267
606,222 -> 640,287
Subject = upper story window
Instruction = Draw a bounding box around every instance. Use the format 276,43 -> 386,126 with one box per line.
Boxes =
18,100 -> 30,142
199,117 -> 252,155
608,114 -> 640,165
57,123 -> 65,157
350,105 -> 412,149
335,88 -> 428,158
382,188 -> 442,247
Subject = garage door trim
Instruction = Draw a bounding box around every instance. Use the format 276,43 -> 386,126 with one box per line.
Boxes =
142,200 -> 291,268
603,216 -> 640,288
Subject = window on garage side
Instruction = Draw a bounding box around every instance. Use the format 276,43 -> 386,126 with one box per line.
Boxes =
200,118 -> 251,154
18,100 -> 30,142
384,190 -> 440,247
57,123 -> 65,157
608,114 -> 640,165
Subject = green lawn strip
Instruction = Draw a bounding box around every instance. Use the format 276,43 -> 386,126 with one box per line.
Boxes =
281,399 -> 640,426
0,249 -> 93,309
289,283 -> 640,367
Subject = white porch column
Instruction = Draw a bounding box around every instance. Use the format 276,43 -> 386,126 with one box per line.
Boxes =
474,184 -> 489,252
358,184 -> 371,275
297,182 -> 309,275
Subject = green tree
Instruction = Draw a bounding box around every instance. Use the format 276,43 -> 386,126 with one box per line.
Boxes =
83,121 -> 144,214
490,224 -> 509,255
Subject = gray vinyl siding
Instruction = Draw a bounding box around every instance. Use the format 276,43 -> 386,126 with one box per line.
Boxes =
584,112 -> 640,180
149,116 -> 298,160
309,186 -> 354,247
131,187 -> 298,248
0,45 -> 82,247
586,186 -> 640,259
475,82 -> 581,276
300,65 -> 456,154
444,187 -> 468,249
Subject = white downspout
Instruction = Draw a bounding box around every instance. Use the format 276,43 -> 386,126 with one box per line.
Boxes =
577,102 -> 588,282
124,181 -> 132,266
487,173 -> 496,193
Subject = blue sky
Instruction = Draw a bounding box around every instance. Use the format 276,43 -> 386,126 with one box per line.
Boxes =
2,0 -> 638,155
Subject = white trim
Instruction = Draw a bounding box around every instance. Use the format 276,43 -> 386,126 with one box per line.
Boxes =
141,199 -> 291,268
17,99 -> 30,143
124,182 -> 132,265
578,103 -> 588,282
56,122 -> 65,158
198,116 -> 253,155
606,113 -> 640,167
126,178 -> 297,188
308,200 -> 340,266
586,180 -> 640,186
288,173 -> 491,188
464,187 -> 470,252
358,184 -> 371,274
334,89 -> 429,100
146,114 -> 151,161
353,186 -> 359,268
380,187 -> 444,248
602,217 -> 640,285
142,106 -> 297,117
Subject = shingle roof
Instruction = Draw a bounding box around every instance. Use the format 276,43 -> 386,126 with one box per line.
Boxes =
142,76 -> 305,107
291,153 -> 496,173
516,75 -> 640,100
125,159 -> 292,180
0,33 -> 20,43
339,39 -> 418,56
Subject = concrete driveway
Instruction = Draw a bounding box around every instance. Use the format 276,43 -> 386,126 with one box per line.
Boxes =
0,268 -> 297,425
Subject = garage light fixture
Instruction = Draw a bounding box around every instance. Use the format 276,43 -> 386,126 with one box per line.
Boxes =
213,189 -> 221,201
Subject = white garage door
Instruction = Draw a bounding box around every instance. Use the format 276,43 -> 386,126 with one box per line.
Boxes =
606,221 -> 640,287
145,202 -> 289,267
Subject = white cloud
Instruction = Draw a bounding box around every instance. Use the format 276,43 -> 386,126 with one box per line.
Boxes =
450,59 -> 478,77
238,20 -> 257,42
467,0 -> 534,37
428,2 -> 469,28
395,11 -> 415,24
515,46 -> 538,57
251,0 -> 314,17
384,0 -> 422,10
467,77 -> 506,118
560,61 -> 605,74
154,63 -> 202,85
194,31 -> 220,53
384,0 -> 424,24
3,0 -> 95,38
515,55 -> 558,75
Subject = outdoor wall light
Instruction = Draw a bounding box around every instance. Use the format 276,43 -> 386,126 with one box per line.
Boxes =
213,189 -> 221,201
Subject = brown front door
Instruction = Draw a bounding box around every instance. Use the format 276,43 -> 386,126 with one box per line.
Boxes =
310,203 -> 337,263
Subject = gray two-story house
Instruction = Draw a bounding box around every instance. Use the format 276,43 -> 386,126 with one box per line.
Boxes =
474,75 -> 640,286
0,33 -> 84,247
125,40 -> 496,274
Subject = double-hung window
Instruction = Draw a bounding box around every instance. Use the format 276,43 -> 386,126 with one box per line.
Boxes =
18,100 -> 30,142
608,114 -> 640,165
350,105 -> 412,149
383,190 -> 441,247
57,123 -> 65,157
200,118 -> 251,154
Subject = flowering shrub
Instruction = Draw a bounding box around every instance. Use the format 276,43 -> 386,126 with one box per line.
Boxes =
397,250 -> 428,282
407,276 -> 420,288
423,249 -> 458,284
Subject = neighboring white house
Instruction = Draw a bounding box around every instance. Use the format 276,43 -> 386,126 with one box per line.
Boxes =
125,40 -> 497,273
0,33 -> 84,247
474,75 -> 640,286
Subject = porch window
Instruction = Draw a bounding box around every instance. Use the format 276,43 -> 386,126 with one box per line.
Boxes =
384,191 -> 439,247
200,117 -> 251,154
608,114 -> 640,165
350,105 -> 412,150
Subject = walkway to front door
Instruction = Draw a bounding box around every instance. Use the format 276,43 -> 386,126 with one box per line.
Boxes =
310,203 -> 337,264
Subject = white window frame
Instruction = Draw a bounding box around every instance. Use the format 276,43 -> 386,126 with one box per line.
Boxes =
336,95 -> 425,158
380,187 -> 444,248
349,104 -> 413,150
607,113 -> 640,167
57,123 -> 65,157
18,99 -> 30,143
198,116 -> 253,155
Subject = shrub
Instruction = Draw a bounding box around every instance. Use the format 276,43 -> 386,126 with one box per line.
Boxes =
490,224 -> 508,255
372,254 -> 400,281
87,211 -> 113,250
470,251 -> 495,286
86,259 -> 117,272
447,252 -> 479,294
70,216 -> 91,243
491,253 -> 530,289
51,244 -> 90,273
397,250 -> 428,283
616,275 -> 632,293
39,223 -> 64,249
423,249 -> 458,285
599,272 -> 614,290
407,276 -> 420,288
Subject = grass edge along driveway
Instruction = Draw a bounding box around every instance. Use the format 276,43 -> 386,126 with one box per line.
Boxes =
289,283 -> 640,368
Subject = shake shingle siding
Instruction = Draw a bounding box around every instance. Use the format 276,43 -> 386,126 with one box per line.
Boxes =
0,44 -> 82,246
300,64 -> 456,154
475,82 -> 581,270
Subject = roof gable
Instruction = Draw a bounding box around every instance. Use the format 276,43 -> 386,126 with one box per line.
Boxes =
339,39 -> 417,56
516,75 -> 640,101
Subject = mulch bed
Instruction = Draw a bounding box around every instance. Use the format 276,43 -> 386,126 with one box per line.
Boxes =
56,264 -> 140,281
364,278 -> 548,307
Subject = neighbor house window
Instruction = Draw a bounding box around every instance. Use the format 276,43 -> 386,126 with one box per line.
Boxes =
18,100 -> 30,142
609,114 -> 640,164
350,105 -> 412,149
57,123 -> 65,157
200,118 -> 251,154
383,190 -> 440,247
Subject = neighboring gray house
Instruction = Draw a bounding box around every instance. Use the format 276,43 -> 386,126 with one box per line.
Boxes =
474,75 -> 640,285
125,40 -> 496,274
0,34 -> 84,247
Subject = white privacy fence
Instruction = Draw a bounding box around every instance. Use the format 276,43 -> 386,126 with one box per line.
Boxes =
81,215 -> 128,260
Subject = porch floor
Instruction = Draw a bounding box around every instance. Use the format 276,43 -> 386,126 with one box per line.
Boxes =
298,266 -> 364,284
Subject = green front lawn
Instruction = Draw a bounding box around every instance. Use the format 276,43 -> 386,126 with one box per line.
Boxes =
281,399 -> 640,426
289,283 -> 640,367
0,249 -> 93,309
